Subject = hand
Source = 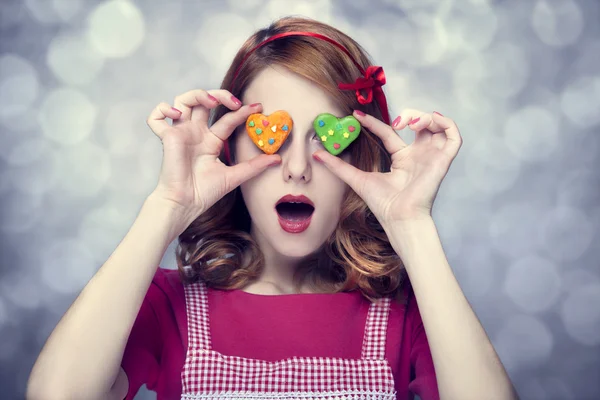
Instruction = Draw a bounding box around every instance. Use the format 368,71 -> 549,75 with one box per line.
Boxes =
312,109 -> 462,226
145,89 -> 281,227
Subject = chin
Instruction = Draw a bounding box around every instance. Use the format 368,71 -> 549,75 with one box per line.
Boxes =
269,223 -> 334,259
271,238 -> 322,259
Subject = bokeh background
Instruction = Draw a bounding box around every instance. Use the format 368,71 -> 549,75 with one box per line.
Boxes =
1,0 -> 599,399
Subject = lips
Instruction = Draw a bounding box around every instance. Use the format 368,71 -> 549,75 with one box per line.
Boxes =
275,195 -> 315,218
275,194 -> 315,233
276,194 -> 314,207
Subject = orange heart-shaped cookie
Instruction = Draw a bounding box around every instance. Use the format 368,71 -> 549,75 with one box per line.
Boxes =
246,110 -> 293,155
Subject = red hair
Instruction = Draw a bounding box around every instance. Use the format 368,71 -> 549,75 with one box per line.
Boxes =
175,16 -> 408,304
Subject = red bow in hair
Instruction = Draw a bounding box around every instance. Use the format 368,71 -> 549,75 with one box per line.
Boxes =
338,65 -> 390,124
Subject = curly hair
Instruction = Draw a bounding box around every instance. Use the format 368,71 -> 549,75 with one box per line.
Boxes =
175,16 -> 408,304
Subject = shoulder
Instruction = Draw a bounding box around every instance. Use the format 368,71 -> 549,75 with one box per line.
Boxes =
144,267 -> 186,314
152,266 -> 185,291
388,278 -> 421,322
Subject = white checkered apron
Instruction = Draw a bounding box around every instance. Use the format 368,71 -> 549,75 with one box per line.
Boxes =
181,280 -> 397,399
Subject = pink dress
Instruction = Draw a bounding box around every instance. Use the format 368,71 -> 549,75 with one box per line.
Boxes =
121,268 -> 439,399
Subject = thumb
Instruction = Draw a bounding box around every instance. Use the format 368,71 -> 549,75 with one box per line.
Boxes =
225,154 -> 281,189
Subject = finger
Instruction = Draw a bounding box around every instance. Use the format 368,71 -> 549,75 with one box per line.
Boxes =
146,102 -> 183,140
210,102 -> 262,141
312,150 -> 369,199
224,153 -> 282,191
406,113 -> 434,144
172,89 -> 220,126
432,112 -> 463,157
190,89 -> 245,122
353,110 -> 406,155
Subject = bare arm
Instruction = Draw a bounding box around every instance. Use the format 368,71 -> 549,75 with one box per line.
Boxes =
26,195 -> 186,400
385,217 -> 519,400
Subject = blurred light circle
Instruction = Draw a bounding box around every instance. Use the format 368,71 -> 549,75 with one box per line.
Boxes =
137,135 -> 163,191
79,203 -> 137,266
0,272 -> 44,309
51,0 -> 85,22
195,13 -> 254,75
532,0 -> 584,48
0,170 -> 10,196
102,100 -> 149,156
405,20 -> 449,67
87,0 -> 145,58
0,192 -> 43,234
47,31 -> 105,86
504,255 -> 562,312
521,376 -> 575,400
557,167 -> 599,209
494,314 -> 553,371
480,42 -> 530,99
24,0 -> 62,24
363,13 -> 411,65
266,0 -> 332,23
38,87 -> 97,145
562,269 -> 600,292
40,239 -> 98,294
0,298 -> 7,328
0,326 -> 20,361
226,0 -> 264,11
443,1 -> 498,52
537,206 -> 594,262
4,137 -> 51,167
560,75 -> 600,129
465,136 -> 522,194
0,0 -> 28,30
0,54 -> 39,123
453,242 -> 496,298
52,141 -> 112,197
504,106 -> 559,162
6,139 -> 58,196
560,283 -> 600,346
489,202 -> 546,259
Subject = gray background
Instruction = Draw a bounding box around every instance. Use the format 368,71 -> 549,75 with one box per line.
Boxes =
1,0 -> 599,399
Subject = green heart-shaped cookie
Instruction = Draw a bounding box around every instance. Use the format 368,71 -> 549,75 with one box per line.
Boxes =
313,113 -> 361,156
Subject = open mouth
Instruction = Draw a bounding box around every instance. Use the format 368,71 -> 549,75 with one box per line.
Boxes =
275,202 -> 315,221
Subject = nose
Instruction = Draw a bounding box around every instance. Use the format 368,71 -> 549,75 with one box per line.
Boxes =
280,133 -> 312,183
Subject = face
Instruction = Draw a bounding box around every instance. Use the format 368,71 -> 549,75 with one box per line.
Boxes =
233,65 -> 352,263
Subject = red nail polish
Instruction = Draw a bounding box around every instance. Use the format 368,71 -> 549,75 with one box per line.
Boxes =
409,117 -> 420,125
312,153 -> 322,162
354,110 -> 366,117
207,94 -> 218,103
392,116 -> 402,127
231,95 -> 242,106
249,103 -> 261,107
433,111 -> 443,116
171,107 -> 182,113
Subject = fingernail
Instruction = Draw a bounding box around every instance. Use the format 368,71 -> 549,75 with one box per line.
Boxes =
249,103 -> 261,107
392,116 -> 402,127
231,95 -> 242,106
409,117 -> 420,125
433,111 -> 443,116
207,94 -> 219,103
312,153 -> 322,162
354,110 -> 366,117
268,158 -> 281,166
171,107 -> 182,114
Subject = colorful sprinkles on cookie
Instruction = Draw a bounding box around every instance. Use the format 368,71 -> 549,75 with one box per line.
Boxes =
313,113 -> 361,156
245,110 -> 293,155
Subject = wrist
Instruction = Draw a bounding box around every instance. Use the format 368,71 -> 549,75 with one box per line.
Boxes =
142,194 -> 193,242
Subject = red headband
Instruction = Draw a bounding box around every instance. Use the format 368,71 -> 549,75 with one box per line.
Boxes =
222,31 -> 390,165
